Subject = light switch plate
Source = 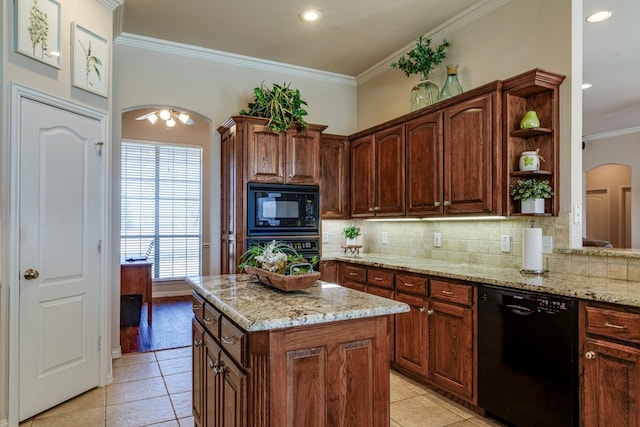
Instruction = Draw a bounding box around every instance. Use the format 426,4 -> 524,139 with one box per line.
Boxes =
501,235 -> 511,253
433,232 -> 442,248
542,236 -> 553,254
382,232 -> 388,244
322,231 -> 329,243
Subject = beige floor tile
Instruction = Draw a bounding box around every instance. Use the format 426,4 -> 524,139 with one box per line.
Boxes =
159,356 -> 192,376
391,394 -> 465,427
163,371 -> 192,395
170,391 -> 193,419
421,388 -> 476,420
445,421 -> 478,427
113,351 -> 157,368
19,419 -> 33,427
390,420 -> 402,427
147,421 -> 180,427
155,347 -> 191,361
107,376 -> 168,406
106,395 -> 175,427
113,360 -> 161,384
35,387 -> 105,419
390,371 -> 426,403
178,416 -> 194,427
467,415 -> 508,426
32,407 -> 104,426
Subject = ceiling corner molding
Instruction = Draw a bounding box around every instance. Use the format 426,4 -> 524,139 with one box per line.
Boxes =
97,0 -> 124,11
356,0 -> 511,85
583,125 -> 640,142
114,32 -> 357,87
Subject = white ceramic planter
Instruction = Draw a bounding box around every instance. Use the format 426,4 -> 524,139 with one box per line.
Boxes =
346,238 -> 358,246
521,198 -> 545,214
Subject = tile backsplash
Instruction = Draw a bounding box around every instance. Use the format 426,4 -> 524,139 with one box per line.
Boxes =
322,213 -> 640,281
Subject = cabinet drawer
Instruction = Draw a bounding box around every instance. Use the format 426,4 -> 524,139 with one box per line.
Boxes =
396,272 -> 428,295
366,286 -> 394,300
585,306 -> 640,344
366,268 -> 394,289
430,280 -> 473,306
221,317 -> 248,366
203,303 -> 222,338
340,264 -> 366,284
192,292 -> 205,322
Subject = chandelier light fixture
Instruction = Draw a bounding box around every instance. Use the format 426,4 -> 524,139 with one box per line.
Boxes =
135,109 -> 194,127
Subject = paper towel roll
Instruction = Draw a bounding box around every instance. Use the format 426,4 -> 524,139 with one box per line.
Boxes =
522,227 -> 543,273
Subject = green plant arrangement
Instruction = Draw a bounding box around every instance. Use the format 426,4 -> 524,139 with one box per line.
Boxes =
510,179 -> 553,201
391,36 -> 450,78
342,225 -> 361,240
238,240 -> 318,275
239,82 -> 308,133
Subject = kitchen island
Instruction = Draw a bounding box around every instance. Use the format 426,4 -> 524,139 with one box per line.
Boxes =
186,273 -> 408,427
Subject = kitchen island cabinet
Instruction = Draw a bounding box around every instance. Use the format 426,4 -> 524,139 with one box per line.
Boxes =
188,274 -> 408,427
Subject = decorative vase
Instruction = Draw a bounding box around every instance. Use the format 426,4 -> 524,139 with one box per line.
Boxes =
520,111 -> 540,129
411,72 -> 439,111
519,151 -> 540,171
521,198 -> 545,214
439,65 -> 463,100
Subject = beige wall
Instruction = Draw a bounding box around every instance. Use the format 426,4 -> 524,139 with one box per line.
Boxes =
1,1 -> 116,423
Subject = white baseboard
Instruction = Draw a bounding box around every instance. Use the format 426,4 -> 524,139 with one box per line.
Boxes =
0,417 -> 8,427
112,346 -> 122,360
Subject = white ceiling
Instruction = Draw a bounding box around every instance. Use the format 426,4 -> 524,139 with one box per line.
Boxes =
120,0 -> 639,137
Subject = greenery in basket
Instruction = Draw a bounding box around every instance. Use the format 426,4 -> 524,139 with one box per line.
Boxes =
342,224 -> 361,240
238,240 -> 318,275
510,179 -> 553,201
239,82 -> 308,133
391,36 -> 450,78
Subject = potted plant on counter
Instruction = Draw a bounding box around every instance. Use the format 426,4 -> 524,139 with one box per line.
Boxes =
510,179 -> 553,214
342,224 -> 361,246
239,82 -> 308,133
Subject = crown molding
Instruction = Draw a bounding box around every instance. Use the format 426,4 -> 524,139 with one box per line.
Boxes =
583,125 -> 640,142
356,0 -> 511,85
97,0 -> 124,11
114,33 -> 357,87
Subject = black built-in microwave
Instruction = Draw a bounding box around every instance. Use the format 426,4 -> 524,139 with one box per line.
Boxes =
247,183 -> 319,236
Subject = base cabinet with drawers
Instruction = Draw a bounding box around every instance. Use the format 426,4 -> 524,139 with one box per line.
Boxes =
581,302 -> 640,426
192,290 -> 392,426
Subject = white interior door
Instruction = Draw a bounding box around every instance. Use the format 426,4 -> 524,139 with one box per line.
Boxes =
18,98 -> 103,420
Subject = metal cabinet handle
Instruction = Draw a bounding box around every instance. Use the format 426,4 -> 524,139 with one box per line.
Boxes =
402,282 -> 415,287
604,322 -> 628,330
221,335 -> 236,345
434,202 -> 441,207
419,307 -> 426,313
193,304 -> 202,310
368,207 -> 374,212
443,201 -> 451,207
203,317 -> 216,325
349,272 -> 358,276
194,339 -> 202,347
24,269 -> 40,280
441,290 -> 454,295
585,351 -> 596,360
427,309 -> 434,315
374,206 -> 380,211
374,277 -> 383,281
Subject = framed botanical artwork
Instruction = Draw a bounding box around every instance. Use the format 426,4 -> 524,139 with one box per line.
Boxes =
15,0 -> 62,68
71,22 -> 109,97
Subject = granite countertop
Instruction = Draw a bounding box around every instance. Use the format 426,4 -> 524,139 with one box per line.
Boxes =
186,274 -> 409,332
324,253 -> 640,308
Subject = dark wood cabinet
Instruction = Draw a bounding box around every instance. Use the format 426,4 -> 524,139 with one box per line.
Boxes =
218,116 -> 326,273
320,134 -> 349,219
337,261 -> 367,292
350,125 -> 405,218
581,302 -> 640,426
192,318 -> 205,427
395,291 -> 429,379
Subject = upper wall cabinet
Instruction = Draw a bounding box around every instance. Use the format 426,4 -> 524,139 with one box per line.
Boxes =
320,134 -> 350,219
502,69 -> 565,216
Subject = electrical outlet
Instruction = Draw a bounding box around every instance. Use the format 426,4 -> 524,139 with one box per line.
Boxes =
322,231 -> 329,243
501,235 -> 511,253
382,232 -> 388,245
433,232 -> 442,248
542,236 -> 553,254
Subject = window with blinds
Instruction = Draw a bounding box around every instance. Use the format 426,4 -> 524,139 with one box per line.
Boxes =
121,141 -> 203,279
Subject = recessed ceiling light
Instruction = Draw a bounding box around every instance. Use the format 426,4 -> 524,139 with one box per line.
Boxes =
300,9 -> 322,22
582,83 -> 593,89
586,10 -> 612,23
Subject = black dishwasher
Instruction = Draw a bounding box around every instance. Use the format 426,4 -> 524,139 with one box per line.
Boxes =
478,285 -> 578,427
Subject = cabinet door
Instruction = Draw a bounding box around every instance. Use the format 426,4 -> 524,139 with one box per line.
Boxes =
286,127 -> 320,185
204,334 -> 222,427
220,352 -> 247,427
366,286 -> 395,363
320,135 -> 349,219
192,319 -> 205,427
350,135 -> 375,217
428,300 -> 474,401
247,123 -> 285,183
443,93 -> 496,214
375,125 -> 405,216
395,292 -> 429,378
405,112 -> 443,216
583,338 -> 640,427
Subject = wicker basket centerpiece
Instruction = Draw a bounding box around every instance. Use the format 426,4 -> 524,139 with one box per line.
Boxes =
239,240 -> 320,292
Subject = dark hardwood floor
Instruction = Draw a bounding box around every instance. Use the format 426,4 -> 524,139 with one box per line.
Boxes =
120,295 -> 192,354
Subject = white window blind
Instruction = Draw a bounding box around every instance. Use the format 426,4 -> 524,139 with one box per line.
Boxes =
121,141 -> 203,279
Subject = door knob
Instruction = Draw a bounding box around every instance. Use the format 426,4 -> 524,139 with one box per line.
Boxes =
24,269 -> 39,280
585,351 -> 596,360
